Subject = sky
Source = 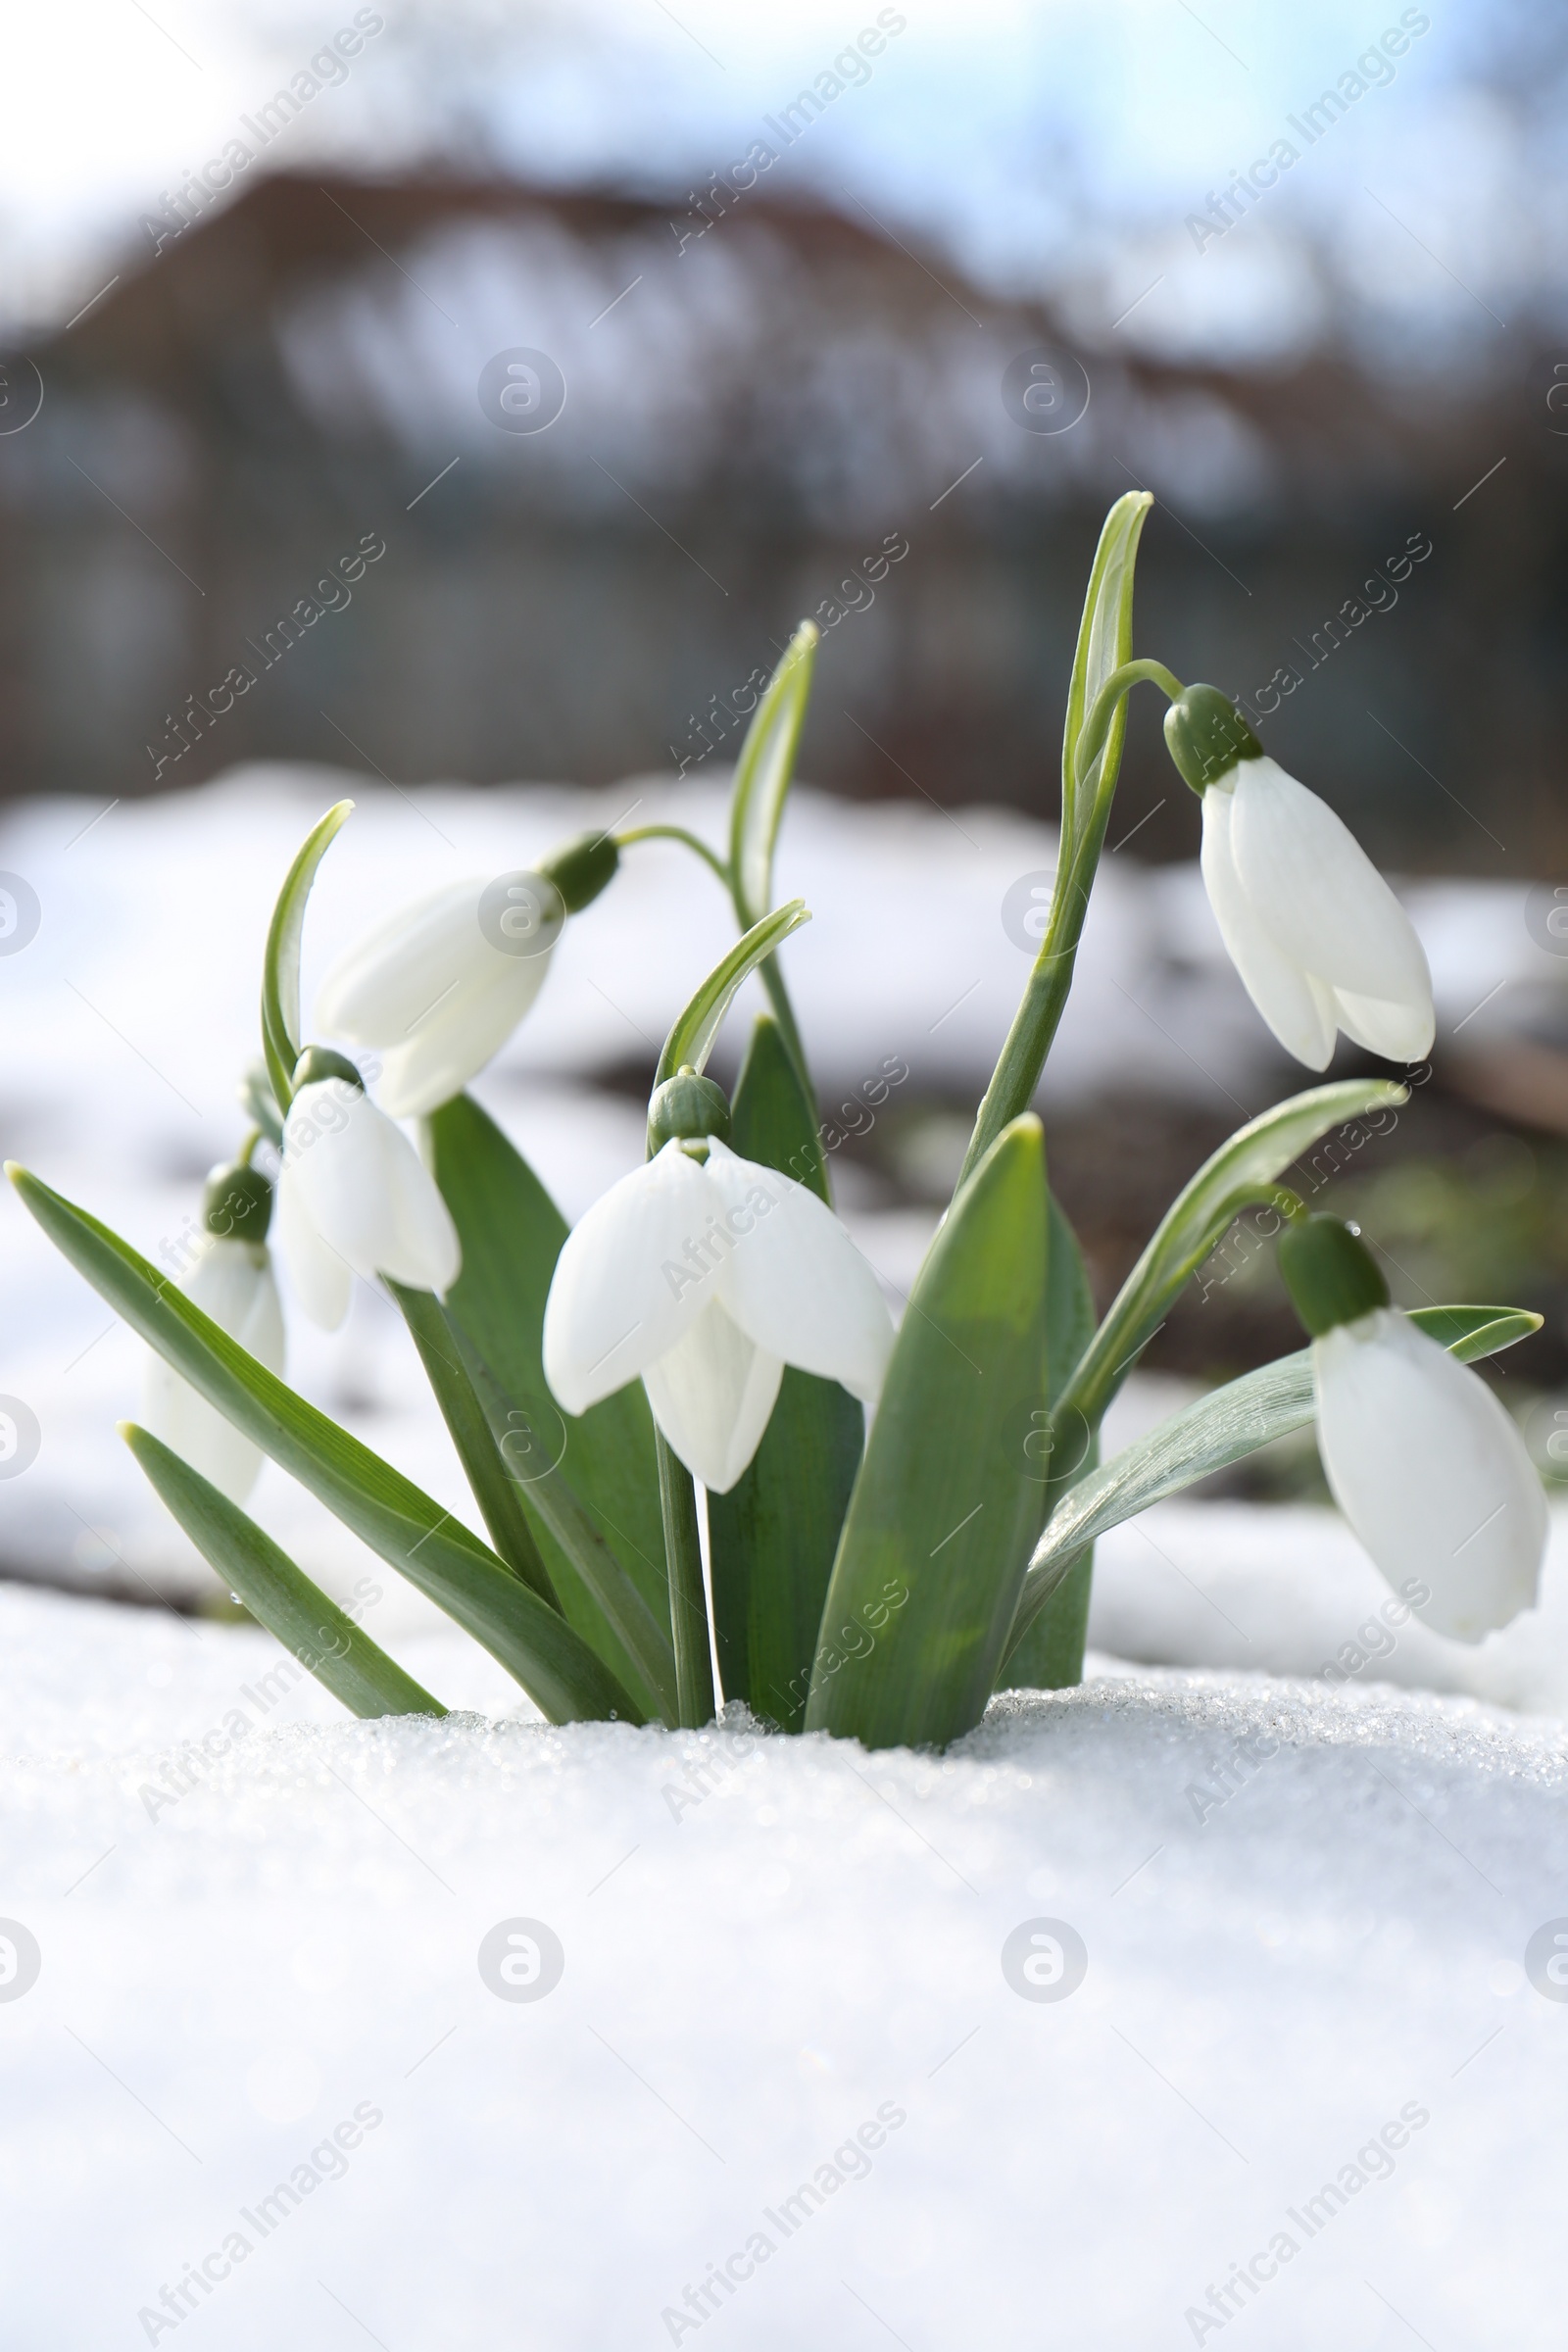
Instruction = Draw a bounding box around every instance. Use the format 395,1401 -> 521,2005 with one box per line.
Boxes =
0,0 -> 1555,364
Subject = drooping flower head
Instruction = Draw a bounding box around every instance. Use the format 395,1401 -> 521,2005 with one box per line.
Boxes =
543,1067 -> 894,1492
274,1047 -> 460,1330
315,830 -> 618,1117
1164,685 -> 1435,1072
1279,1213 -> 1545,1642
142,1158 -> 284,1502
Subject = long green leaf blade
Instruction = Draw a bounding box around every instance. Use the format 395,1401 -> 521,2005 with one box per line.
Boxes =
708,1015 -> 863,1729
1003,1188 -> 1099,1690
261,800 -> 353,1111
426,1095 -> 670,1708
1005,1301 -> 1543,1664
1062,490 -> 1153,851
729,622 -> 819,929
1064,1078 -> 1406,1429
123,1423 -> 446,1720
447,1328 -> 681,1729
805,1114 -> 1050,1750
9,1164 -> 638,1726
654,902 -> 810,1092
387,1278 -> 559,1606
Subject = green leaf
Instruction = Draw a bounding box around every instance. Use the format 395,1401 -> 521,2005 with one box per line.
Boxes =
1045,1190 -> 1096,1412
729,622 -> 819,929
1002,1189 -> 1098,1691
387,1278 -> 559,1607
707,1016 -> 863,1730
1004,1300 -> 1543,1666
653,901 -> 810,1094
1063,1078 -> 1407,1431
446,1326 -> 681,1729
425,1094 -> 670,1710
1062,492 -> 1153,853
805,1114 -> 1050,1750
9,1164 -> 638,1727
1405,1303 -> 1543,1361
122,1423 -> 445,1720
262,800 -> 353,1112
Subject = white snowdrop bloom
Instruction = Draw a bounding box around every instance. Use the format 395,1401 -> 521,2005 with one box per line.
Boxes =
1282,1215 -> 1545,1642
315,837 -> 616,1118
274,1054 -> 460,1331
543,1128 -> 894,1494
316,876 -> 560,1117
143,1168 -> 284,1504
1315,1309 -> 1545,1641
1165,687 -> 1434,1070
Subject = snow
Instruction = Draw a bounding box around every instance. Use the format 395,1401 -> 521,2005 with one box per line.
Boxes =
4,1579 -> 1568,2347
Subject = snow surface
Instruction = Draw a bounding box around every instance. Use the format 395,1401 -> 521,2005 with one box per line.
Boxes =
4,1580 -> 1568,2350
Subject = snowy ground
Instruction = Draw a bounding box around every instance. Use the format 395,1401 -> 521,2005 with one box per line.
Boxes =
6,1580 -> 1568,2350
5,771 -> 1568,2346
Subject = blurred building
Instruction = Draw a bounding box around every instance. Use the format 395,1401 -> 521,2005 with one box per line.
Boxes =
0,169 -> 1561,865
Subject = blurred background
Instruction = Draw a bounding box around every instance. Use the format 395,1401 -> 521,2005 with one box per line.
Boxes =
3,0 -> 1568,1655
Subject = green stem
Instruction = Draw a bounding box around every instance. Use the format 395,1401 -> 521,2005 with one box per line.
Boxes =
618,825 -> 818,1137
656,1429 -> 715,1726
956,660 -> 1185,1189
617,824 -> 733,890
1071,660 -> 1185,804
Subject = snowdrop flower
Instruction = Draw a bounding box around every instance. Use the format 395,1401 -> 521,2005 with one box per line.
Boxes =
316,832 -> 618,1117
1164,685 -> 1434,1071
274,1048 -> 460,1331
1280,1214 -> 1545,1641
543,1070 -> 895,1493
143,1161 -> 284,1503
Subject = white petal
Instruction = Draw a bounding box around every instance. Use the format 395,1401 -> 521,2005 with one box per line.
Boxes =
373,953 -> 552,1116
1200,783 -> 1338,1068
543,1142 -> 713,1413
142,1241 -> 285,1502
641,1298 -> 784,1493
185,1239 -> 286,1374
702,1140 -> 895,1403
279,1080 -> 459,1301
1314,1308 -> 1546,1642
1229,760 -> 1435,1029
1331,986 -> 1436,1065
274,1159 -> 353,1328
316,880 -> 492,1041
367,1109 -> 462,1292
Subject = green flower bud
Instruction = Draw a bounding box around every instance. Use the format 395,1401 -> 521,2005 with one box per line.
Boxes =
648,1065 -> 731,1152
1278,1213 -> 1390,1337
202,1159 -> 273,1244
291,1045 -> 364,1094
537,829 -> 619,913
1162,683 -> 1263,797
